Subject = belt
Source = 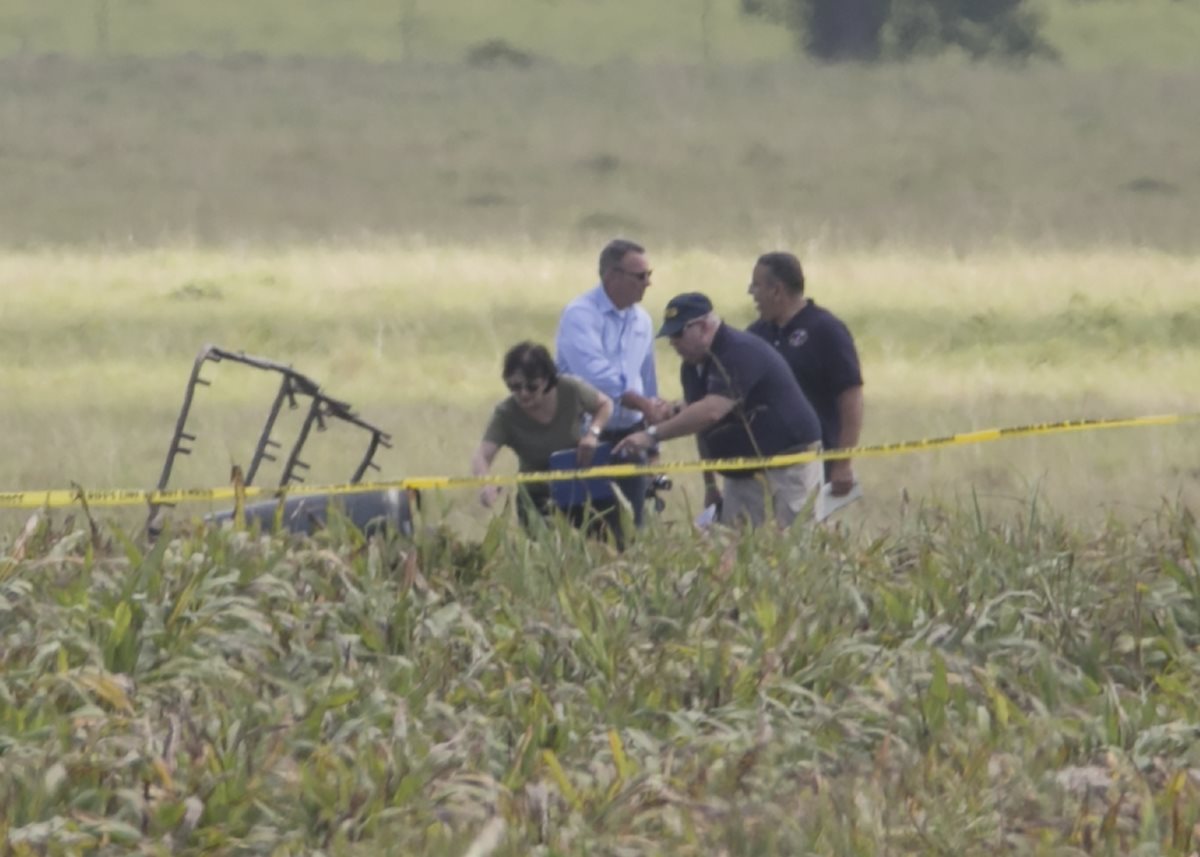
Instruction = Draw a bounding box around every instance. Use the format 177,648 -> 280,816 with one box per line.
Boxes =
721,439 -> 821,480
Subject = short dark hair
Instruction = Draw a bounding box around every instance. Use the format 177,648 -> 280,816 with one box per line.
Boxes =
598,238 -> 645,278
757,251 -> 805,296
501,341 -> 558,390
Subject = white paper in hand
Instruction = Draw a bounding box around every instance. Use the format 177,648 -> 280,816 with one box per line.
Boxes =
694,504 -> 718,529
815,481 -> 863,522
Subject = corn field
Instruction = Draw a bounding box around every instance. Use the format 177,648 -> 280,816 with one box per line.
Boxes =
3,501 -> 1200,855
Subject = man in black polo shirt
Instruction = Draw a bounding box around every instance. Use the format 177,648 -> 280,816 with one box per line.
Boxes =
613,292 -> 823,528
747,252 -> 864,497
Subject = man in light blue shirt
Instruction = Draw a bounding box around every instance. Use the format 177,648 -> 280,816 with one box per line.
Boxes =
556,238 -> 669,529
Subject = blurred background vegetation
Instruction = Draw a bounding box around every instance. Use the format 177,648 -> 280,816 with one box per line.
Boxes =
0,0 -> 1197,251
2,0 -> 1199,68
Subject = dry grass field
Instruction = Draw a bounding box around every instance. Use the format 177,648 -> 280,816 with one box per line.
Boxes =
3,3 -> 1200,854
1,58 -> 1196,252
1,47 -> 1196,536
2,245 -> 1197,537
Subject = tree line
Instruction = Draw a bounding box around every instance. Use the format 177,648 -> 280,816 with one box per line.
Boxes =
742,0 -> 1055,62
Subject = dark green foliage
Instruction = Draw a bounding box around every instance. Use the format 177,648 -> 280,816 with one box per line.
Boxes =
4,501 -> 1200,853
743,0 -> 1055,61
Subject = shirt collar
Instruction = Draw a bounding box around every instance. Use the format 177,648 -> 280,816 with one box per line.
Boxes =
704,322 -> 731,360
592,283 -> 627,316
777,299 -> 815,334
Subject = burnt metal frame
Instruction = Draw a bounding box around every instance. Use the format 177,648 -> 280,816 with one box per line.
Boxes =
150,344 -> 392,520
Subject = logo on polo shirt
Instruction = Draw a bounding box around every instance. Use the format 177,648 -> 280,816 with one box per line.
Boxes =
788,329 -> 809,347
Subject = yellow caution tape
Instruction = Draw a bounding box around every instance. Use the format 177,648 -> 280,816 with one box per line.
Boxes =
0,411 -> 1195,511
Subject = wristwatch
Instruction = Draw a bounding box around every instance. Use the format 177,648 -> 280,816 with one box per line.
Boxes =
589,425 -> 603,438
646,424 -> 659,440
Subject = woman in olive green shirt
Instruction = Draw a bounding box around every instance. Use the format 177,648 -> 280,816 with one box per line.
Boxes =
470,342 -> 613,522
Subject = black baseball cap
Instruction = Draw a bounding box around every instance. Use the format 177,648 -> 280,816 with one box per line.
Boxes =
657,292 -> 713,338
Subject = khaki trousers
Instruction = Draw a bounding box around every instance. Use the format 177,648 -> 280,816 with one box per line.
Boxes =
719,454 -> 822,529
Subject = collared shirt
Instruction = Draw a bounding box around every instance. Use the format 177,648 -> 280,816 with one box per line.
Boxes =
682,323 -> 821,474
747,299 -> 863,452
555,284 -> 658,431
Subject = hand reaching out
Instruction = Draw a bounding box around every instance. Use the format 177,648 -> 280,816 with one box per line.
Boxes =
479,484 -> 502,508
644,397 -> 676,426
613,430 -> 653,459
576,432 -> 599,468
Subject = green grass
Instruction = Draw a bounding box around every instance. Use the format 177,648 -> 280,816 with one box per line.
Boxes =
0,0 -> 791,64
4,0 -> 1200,70
2,245 -> 1198,538
1,58 -> 1197,252
3,3 -> 1198,852
3,497 -> 1200,854
1036,0 -> 1200,70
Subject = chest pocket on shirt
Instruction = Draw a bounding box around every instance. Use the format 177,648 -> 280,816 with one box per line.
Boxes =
624,325 -> 651,358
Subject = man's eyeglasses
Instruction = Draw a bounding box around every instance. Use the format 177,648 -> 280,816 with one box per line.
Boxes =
506,379 -> 544,394
618,268 -> 652,282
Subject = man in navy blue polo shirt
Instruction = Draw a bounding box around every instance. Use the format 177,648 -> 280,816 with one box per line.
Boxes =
747,252 -> 864,497
613,292 -> 823,528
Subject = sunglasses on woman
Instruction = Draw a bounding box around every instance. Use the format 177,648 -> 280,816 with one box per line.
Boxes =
506,379 -> 545,394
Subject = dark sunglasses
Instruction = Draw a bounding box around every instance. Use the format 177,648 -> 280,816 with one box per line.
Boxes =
618,268 -> 652,282
506,379 -> 544,394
